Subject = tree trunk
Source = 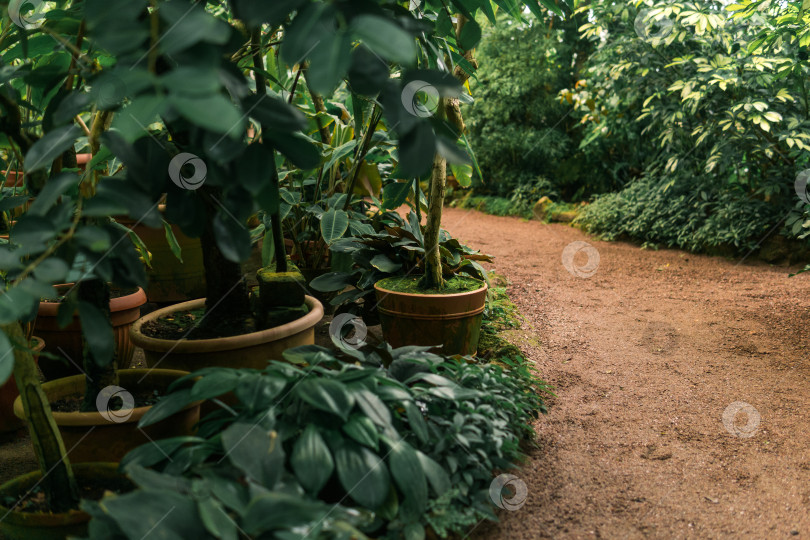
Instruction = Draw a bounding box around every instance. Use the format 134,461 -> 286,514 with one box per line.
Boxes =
5,322 -> 79,512
420,143 -> 448,289
78,278 -> 117,413
199,188 -> 252,329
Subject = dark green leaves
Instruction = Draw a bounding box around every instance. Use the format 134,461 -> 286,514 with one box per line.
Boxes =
291,425 -> 334,493
458,20 -> 482,50
295,377 -> 354,420
307,30 -> 352,95
213,214 -> 251,263
0,330 -> 14,385
335,442 -> 390,509
158,1 -> 230,55
24,125 -> 81,172
351,15 -> 417,65
78,300 -> 114,367
170,94 -> 244,137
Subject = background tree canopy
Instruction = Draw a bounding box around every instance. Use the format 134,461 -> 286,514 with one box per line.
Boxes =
466,0 -> 810,255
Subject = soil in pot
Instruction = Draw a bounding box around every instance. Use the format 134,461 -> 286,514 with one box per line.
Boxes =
35,286 -> 146,380
0,462 -> 129,540
0,337 -> 44,433
130,296 -> 323,372
12,369 -> 200,463
374,275 -> 487,356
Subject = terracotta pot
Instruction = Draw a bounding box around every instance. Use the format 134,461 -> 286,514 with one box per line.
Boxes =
130,296 -> 324,371
0,462 -> 124,540
0,337 -> 44,433
119,205 -> 206,303
76,153 -> 91,171
2,170 -> 24,188
374,280 -> 488,356
13,369 -> 199,463
34,287 -> 147,380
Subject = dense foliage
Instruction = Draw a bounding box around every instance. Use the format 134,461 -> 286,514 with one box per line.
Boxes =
86,344 -> 548,539
467,0 -> 810,255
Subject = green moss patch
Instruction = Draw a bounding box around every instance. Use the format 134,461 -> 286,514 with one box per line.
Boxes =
377,275 -> 485,295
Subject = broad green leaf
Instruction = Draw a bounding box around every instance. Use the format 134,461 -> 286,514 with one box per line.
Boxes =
351,15 -> 417,65
290,425 -> 334,493
295,377 -> 354,420
170,94 -> 244,137
320,209 -> 349,245
24,125 -> 81,172
334,442 -> 390,509
388,440 -> 428,516
163,221 -> 183,263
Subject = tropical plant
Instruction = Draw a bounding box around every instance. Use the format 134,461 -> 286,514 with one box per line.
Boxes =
103,342 -> 547,538
556,0 -> 810,252
310,210 -> 492,318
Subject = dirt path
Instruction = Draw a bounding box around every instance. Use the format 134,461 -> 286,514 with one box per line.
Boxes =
439,207 -> 810,539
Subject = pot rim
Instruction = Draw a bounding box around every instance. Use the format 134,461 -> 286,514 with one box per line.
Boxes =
0,462 -> 120,525
12,368 -> 196,427
37,287 -> 146,317
374,279 -> 488,299
130,295 -> 324,354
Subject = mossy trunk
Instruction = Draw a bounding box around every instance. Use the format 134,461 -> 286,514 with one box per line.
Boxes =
420,148 -> 448,290
78,278 -> 117,412
4,322 -> 79,512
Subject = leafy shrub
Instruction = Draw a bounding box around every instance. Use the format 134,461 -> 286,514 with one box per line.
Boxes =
576,174 -> 780,253
466,13 -> 617,200
92,344 -> 548,539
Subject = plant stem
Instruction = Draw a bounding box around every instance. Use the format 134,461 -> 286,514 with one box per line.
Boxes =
343,105 -> 382,211
251,28 -> 288,274
5,322 -> 79,512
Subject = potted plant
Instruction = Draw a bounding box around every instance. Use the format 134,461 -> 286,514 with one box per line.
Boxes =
0,1 -> 202,467
125,8 -> 329,372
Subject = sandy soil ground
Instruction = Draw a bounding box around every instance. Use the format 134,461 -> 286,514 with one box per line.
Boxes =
434,208 -> 810,539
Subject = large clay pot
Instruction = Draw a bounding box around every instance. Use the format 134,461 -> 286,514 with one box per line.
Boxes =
0,337 -> 44,433
374,280 -> 488,356
130,296 -> 323,371
119,205 -> 206,303
0,463 -> 125,540
13,369 -> 199,463
34,287 -> 147,380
